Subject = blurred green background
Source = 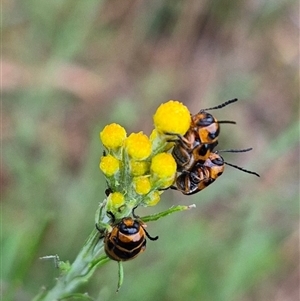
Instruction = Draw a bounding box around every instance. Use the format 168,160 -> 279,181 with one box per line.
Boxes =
2,0 -> 299,300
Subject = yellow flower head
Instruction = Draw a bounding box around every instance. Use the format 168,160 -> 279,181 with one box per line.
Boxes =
124,132 -> 152,160
130,160 -> 150,176
153,100 -> 191,135
151,153 -> 177,179
134,176 -> 151,195
99,155 -> 120,176
100,123 -> 127,149
107,192 -> 125,212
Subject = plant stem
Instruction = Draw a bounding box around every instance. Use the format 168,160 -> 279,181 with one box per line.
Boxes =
141,204 -> 196,222
33,229 -> 110,301
32,203 -> 196,299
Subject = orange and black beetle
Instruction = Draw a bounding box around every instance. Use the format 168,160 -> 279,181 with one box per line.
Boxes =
172,152 -> 223,195
172,148 -> 260,195
97,213 -> 158,262
190,98 -> 238,145
171,131 -> 217,172
169,98 -> 237,172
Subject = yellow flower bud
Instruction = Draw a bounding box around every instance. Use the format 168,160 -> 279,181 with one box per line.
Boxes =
100,123 -> 126,149
153,100 -> 191,135
124,132 -> 151,160
134,176 -> 151,195
151,153 -> 177,179
130,160 -> 150,176
99,155 -> 120,176
150,153 -> 177,189
107,192 -> 125,212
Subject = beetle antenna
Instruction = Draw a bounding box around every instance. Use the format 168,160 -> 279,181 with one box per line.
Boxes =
201,98 -> 238,112
215,148 -> 260,177
223,161 -> 260,177
143,227 -> 159,241
217,147 -> 253,154
217,120 -> 237,125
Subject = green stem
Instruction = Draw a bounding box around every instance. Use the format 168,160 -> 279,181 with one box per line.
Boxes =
33,229 -> 110,301
141,204 -> 196,222
117,261 -> 124,293
32,203 -> 196,299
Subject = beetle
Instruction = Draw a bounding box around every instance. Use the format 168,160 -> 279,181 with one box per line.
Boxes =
190,98 -> 238,145
171,130 -> 218,171
169,98 -> 238,172
172,148 -> 260,195
97,212 -> 158,262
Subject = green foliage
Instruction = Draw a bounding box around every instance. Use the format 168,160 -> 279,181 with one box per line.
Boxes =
2,0 -> 298,300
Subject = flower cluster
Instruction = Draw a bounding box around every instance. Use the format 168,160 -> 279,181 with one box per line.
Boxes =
99,100 -> 191,219
35,99 -> 260,300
